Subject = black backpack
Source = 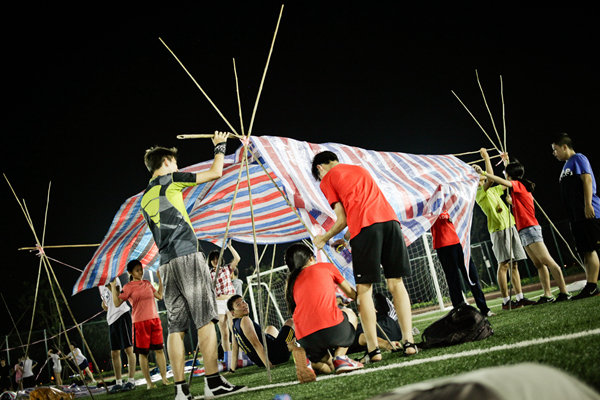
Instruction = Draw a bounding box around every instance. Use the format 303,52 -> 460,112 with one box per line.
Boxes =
419,304 -> 493,349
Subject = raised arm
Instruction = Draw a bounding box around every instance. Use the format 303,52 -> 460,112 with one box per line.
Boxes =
240,317 -> 272,368
195,131 -> 229,184
479,148 -> 494,191
228,242 -> 241,269
314,202 -> 348,250
110,280 -> 125,307
473,164 -> 513,188
154,270 -> 163,300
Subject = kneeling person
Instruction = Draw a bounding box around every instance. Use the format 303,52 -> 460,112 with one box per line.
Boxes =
285,243 -> 364,375
227,295 -> 294,371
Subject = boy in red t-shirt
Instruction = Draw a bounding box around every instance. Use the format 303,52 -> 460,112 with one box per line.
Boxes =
111,260 -> 170,388
431,211 -> 492,316
474,160 -> 570,303
311,151 -> 417,362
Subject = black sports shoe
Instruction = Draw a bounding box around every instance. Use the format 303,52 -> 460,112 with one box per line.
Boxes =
572,285 -> 600,300
204,375 -> 247,399
502,300 -> 522,310
516,297 -> 536,306
554,292 -> 571,302
534,296 -> 554,305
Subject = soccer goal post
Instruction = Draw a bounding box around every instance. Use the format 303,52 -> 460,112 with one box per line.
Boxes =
246,233 -> 451,327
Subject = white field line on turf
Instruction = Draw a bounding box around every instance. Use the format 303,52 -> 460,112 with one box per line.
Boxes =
193,328 -> 600,399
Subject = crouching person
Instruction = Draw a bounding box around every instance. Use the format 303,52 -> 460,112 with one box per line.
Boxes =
285,243 -> 364,376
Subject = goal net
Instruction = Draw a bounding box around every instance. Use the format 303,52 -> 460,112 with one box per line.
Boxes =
246,233 -> 453,328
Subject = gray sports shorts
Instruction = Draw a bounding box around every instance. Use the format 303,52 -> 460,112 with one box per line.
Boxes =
159,252 -> 219,334
490,226 -> 527,263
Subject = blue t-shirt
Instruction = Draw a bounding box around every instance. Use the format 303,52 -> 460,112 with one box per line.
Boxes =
559,153 -> 600,221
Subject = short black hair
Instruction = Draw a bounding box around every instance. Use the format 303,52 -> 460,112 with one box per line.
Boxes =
227,294 -> 243,312
552,132 -> 573,149
144,146 -> 178,173
208,250 -> 221,266
311,151 -> 339,181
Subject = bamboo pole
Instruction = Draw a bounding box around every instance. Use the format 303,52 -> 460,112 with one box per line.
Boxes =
475,70 -> 505,154
159,37 -> 240,137
177,133 -> 244,140
246,4 -> 284,138
500,75 -> 507,155
533,198 -> 585,270
451,90 -> 503,155
3,174 -> 107,396
233,58 -> 246,137
467,153 -> 503,165
451,148 -> 495,157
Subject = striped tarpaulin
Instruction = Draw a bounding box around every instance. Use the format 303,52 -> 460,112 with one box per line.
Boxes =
72,136 -> 478,295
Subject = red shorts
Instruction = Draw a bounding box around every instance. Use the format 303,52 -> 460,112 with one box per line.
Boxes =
133,318 -> 164,354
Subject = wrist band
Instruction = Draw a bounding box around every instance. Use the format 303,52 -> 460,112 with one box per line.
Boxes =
481,171 -> 487,176
214,143 -> 226,156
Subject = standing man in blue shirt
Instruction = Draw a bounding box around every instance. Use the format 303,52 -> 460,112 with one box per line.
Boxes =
552,133 -> 600,299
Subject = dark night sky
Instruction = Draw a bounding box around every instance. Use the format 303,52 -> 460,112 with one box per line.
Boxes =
1,4 -> 598,334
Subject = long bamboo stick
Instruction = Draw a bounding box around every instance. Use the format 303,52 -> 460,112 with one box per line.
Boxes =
18,243 -> 100,251
159,37 -> 240,137
451,148 -> 495,157
500,75 -> 507,155
177,133 -> 243,140
467,153 -> 503,165
246,4 -> 284,139
475,70 -> 504,154
451,90 -> 502,155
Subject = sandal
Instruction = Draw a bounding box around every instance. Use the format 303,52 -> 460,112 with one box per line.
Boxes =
358,347 -> 381,364
402,341 -> 418,356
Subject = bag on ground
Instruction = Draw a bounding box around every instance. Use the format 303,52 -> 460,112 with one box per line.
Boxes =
419,304 -> 493,349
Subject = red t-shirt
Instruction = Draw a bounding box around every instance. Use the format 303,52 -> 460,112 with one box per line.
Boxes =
292,262 -> 345,339
320,164 -> 398,239
119,280 -> 158,323
431,211 -> 460,249
510,180 -> 538,231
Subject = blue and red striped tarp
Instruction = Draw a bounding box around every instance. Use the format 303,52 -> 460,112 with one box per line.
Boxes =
72,136 -> 478,295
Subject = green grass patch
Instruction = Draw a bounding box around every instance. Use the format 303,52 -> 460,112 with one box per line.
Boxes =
105,293 -> 600,399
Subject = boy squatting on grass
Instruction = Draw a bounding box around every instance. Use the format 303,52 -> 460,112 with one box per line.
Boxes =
476,148 -> 536,309
551,133 -> 600,299
473,158 -> 571,303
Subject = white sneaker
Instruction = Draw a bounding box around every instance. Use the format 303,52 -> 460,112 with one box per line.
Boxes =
174,383 -> 192,400
486,310 -> 497,317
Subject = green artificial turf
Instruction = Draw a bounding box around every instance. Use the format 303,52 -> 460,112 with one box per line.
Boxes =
104,291 -> 600,400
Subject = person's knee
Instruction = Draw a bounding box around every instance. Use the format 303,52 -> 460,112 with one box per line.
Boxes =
284,318 -> 294,329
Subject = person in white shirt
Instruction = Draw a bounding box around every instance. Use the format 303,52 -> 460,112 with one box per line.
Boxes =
47,350 -> 62,385
100,277 -> 137,393
61,345 -> 96,385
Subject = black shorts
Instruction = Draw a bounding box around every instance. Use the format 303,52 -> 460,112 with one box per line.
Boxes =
298,312 -> 356,363
570,218 -> 600,253
350,220 -> 410,284
109,312 -> 133,351
267,325 -> 294,366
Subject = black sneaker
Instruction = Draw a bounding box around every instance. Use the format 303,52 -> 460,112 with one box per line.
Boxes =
572,285 -> 600,300
204,375 -> 247,399
554,292 -> 571,302
516,297 -> 536,306
534,296 -> 554,305
502,300 -> 522,310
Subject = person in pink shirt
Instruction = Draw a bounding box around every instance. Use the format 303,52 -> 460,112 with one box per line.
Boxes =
474,160 -> 570,304
111,259 -> 170,388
